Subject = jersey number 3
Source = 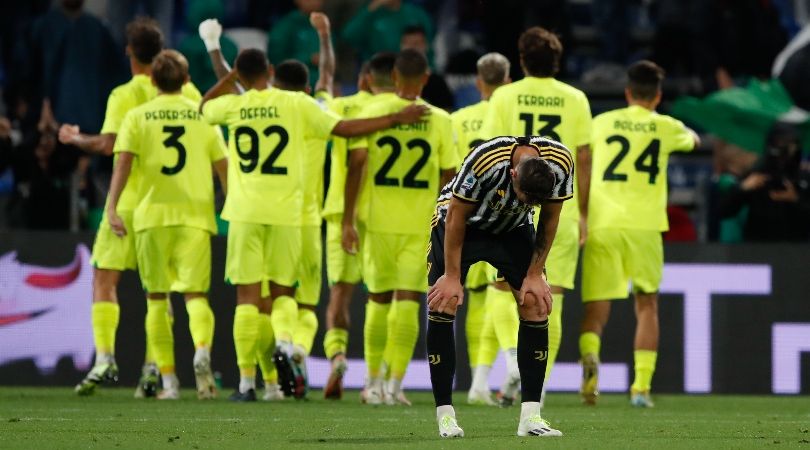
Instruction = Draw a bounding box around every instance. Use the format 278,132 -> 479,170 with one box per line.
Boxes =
374,136 -> 431,189
161,126 -> 186,175
602,135 -> 660,184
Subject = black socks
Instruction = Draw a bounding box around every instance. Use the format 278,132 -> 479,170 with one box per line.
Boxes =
517,318 -> 549,403
426,311 -> 456,406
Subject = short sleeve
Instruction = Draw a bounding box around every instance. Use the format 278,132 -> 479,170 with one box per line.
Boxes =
113,111 -> 139,156
100,89 -> 126,135
665,117 -> 697,154
573,92 -> 592,148
201,95 -> 235,125
300,94 -> 342,140
208,126 -> 227,162
451,155 -> 497,203
181,81 -> 203,102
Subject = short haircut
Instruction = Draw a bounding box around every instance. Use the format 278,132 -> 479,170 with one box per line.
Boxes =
395,48 -> 429,79
518,27 -> 562,77
275,59 -> 309,91
235,49 -> 270,85
126,16 -> 164,65
402,24 -> 427,38
627,60 -> 665,101
368,52 -> 396,88
515,157 -> 555,205
152,50 -> 188,92
477,52 -> 510,86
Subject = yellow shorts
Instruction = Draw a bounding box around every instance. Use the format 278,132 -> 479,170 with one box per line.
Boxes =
225,221 -> 301,286
135,226 -> 211,293
296,225 -> 322,306
465,262 -> 492,290
582,228 -> 663,302
363,231 -> 428,294
325,217 -> 363,285
91,210 -> 137,271
545,216 -> 580,290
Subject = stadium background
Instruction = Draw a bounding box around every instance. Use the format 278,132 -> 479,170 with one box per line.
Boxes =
1,0 -> 810,395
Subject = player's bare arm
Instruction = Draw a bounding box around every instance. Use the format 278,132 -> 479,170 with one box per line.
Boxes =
341,147 -> 368,254
199,18 -> 240,93
311,12 -> 334,96
199,69 -> 240,111
106,152 -> 135,237
519,200 -> 562,313
213,157 -> 228,197
576,144 -> 592,246
58,125 -> 116,155
427,197 -> 476,314
330,105 -> 430,137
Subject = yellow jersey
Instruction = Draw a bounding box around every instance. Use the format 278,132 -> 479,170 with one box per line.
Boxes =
101,74 -> 202,212
589,105 -> 696,232
450,99 -> 490,162
321,90 -> 374,219
298,90 -> 335,227
114,94 -> 226,234
349,93 -> 458,235
484,77 -> 591,221
202,88 -> 341,226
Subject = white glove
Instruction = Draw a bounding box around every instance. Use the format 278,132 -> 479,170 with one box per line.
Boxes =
198,19 -> 222,52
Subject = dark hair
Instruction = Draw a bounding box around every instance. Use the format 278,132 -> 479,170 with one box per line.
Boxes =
515,157 -> 555,205
126,17 -> 164,65
518,27 -> 562,77
274,59 -> 309,91
151,50 -> 188,92
401,25 -> 427,38
235,49 -> 270,84
368,52 -> 396,88
395,48 -> 428,79
627,60 -> 665,101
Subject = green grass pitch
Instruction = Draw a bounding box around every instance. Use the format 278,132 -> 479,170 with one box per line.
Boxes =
0,388 -> 808,449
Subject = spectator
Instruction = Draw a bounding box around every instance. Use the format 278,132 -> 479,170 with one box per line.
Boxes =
342,0 -> 433,63
177,0 -> 239,94
267,0 -> 327,88
400,25 -> 453,110
719,122 -> 810,241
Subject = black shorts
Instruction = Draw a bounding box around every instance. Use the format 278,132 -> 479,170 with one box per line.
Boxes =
427,221 -> 535,291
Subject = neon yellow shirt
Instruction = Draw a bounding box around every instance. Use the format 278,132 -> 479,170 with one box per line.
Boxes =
349,93 -> 458,234
101,75 -> 202,212
321,90 -> 374,219
114,94 -> 226,234
450,99 -> 490,161
589,105 -> 696,231
202,88 -> 341,226
299,91 -> 335,227
484,77 -> 591,221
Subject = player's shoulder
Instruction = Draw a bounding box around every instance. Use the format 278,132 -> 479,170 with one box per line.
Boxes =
531,136 -> 574,172
550,78 -> 588,99
423,100 -> 451,121
451,101 -> 486,120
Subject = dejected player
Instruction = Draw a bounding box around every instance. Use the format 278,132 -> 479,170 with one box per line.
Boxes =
426,136 -> 573,438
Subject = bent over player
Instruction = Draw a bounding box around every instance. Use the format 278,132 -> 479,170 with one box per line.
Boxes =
427,136 -> 573,438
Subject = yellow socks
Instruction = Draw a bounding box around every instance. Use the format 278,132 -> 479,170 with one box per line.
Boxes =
185,297 -> 214,350
324,328 -> 349,360
364,301 -> 391,378
233,304 -> 259,378
146,298 -> 174,374
270,295 -> 298,345
91,302 -> 119,361
579,331 -> 601,360
477,311 -> 499,367
382,301 -> 398,371
292,308 -> 318,355
387,300 -> 420,380
256,313 -> 277,385
545,292 -> 564,379
486,286 -> 519,350
631,350 -> 657,392
465,289 -> 487,368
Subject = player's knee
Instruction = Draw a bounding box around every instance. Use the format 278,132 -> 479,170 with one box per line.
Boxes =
518,301 -> 546,322
92,270 -> 119,302
635,293 -> 658,313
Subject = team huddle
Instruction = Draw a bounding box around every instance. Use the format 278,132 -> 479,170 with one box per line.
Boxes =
62,14 -> 698,440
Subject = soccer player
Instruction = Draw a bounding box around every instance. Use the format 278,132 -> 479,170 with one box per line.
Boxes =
201,48 -> 428,401
579,61 -> 699,407
427,135 -> 571,438
449,52 -> 512,405
106,50 -> 229,400
60,18 -> 202,397
342,49 -> 457,405
483,27 -> 592,407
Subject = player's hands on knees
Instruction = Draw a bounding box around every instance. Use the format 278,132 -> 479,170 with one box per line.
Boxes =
519,273 -> 552,316
428,274 -> 464,314
108,212 -> 127,238
341,223 -> 359,255
394,104 -> 430,125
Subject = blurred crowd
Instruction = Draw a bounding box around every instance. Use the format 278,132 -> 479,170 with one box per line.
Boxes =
1,0 -> 809,241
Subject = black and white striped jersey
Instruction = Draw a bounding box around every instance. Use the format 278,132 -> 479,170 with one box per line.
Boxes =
433,135 -> 574,234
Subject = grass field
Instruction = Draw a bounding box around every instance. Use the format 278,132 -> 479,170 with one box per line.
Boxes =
0,388 -> 808,449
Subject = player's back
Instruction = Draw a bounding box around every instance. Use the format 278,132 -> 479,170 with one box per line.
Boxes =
450,100 -> 490,157
589,105 -> 696,232
118,94 -> 224,234
353,93 -> 456,235
202,88 -> 339,226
